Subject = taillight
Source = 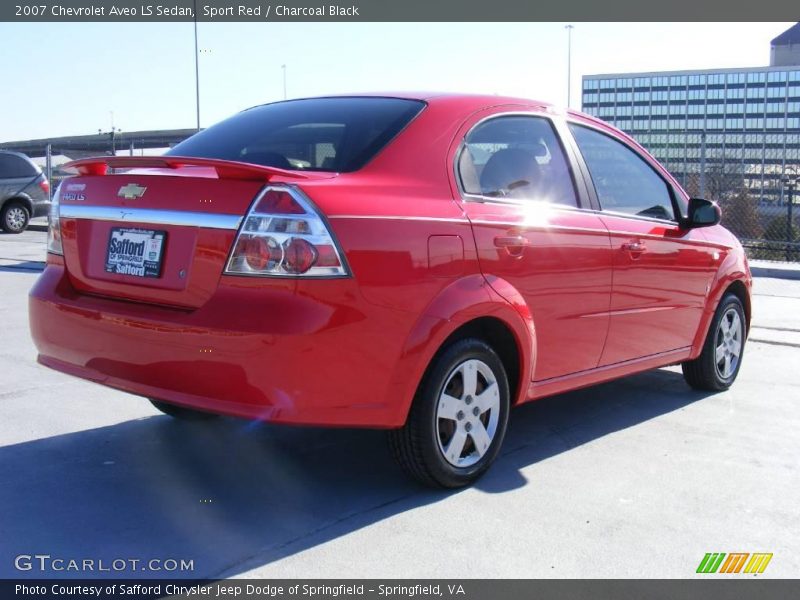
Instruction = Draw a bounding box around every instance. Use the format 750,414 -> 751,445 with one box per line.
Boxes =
39,179 -> 50,195
225,186 -> 348,277
47,183 -> 63,255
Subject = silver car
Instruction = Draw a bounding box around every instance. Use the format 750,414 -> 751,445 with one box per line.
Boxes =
0,150 -> 50,233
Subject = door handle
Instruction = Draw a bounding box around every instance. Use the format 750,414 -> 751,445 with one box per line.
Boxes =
494,235 -> 531,257
494,235 -> 531,248
621,240 -> 647,253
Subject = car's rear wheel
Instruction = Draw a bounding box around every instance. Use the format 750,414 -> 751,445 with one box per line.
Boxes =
682,293 -> 746,391
149,399 -> 219,421
389,338 -> 510,488
1,201 -> 30,233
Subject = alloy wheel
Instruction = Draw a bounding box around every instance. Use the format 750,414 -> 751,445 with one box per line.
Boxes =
715,307 -> 743,379
5,206 -> 27,231
436,358 -> 501,468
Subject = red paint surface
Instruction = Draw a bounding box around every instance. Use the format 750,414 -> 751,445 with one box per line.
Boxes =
29,94 -> 752,427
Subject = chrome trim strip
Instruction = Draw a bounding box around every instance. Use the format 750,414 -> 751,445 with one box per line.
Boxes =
59,205 -> 242,230
594,208 -> 678,226
327,215 -> 467,223
467,220 -> 605,235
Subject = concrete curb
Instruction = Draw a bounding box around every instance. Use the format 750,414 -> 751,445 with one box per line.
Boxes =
749,262 -> 800,281
27,223 -> 48,232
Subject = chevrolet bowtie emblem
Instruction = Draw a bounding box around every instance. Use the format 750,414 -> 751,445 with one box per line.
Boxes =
118,183 -> 147,199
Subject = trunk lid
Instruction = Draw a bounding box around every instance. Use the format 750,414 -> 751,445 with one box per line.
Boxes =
57,157 -> 331,309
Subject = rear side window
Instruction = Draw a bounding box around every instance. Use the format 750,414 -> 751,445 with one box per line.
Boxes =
168,97 -> 425,172
0,153 -> 37,178
457,116 -> 578,206
569,124 -> 676,221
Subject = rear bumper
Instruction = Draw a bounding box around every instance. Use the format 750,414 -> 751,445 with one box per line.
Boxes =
29,262 -> 409,427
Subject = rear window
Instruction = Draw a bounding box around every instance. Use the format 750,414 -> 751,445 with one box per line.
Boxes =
0,153 -> 38,178
167,97 -> 425,173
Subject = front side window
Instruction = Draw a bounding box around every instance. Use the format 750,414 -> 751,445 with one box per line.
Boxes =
168,97 -> 425,172
457,116 -> 578,206
569,124 -> 676,221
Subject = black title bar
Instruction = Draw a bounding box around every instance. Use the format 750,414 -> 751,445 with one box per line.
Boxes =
3,0 -> 800,22
3,579 -> 800,600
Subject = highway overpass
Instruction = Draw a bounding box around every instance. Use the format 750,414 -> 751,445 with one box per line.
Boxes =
0,129 -> 199,159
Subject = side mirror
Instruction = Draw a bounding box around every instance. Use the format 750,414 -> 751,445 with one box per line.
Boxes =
683,197 -> 721,229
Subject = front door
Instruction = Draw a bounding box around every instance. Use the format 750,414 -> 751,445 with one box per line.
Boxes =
567,121 -> 718,365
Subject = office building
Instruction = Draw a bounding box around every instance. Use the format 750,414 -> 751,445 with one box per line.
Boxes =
581,23 -> 800,204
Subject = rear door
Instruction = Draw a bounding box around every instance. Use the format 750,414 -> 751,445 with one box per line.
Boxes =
567,121 -> 718,365
452,110 -> 613,381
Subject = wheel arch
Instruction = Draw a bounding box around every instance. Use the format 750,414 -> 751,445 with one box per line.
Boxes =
724,279 -> 751,335
690,253 -> 753,358
428,316 -> 523,409
1,194 -> 34,216
385,274 -> 535,426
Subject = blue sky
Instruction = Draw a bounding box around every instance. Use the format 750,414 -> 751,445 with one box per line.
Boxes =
0,22 -> 793,141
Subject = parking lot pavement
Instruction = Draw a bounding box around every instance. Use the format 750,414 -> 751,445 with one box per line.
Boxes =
0,230 -> 798,579
0,228 -> 46,270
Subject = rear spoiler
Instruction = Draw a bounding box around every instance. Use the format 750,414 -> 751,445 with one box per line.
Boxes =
62,156 -> 312,181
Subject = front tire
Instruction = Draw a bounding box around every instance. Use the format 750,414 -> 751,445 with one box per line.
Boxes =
389,338 -> 511,488
149,399 -> 219,421
1,201 -> 30,233
682,293 -> 746,391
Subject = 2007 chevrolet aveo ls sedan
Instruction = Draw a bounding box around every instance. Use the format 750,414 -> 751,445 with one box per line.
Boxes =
29,94 -> 752,487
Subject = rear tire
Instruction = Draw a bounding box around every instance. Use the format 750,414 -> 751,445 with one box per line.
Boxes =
149,399 -> 219,421
389,338 -> 510,488
1,201 -> 30,233
682,293 -> 746,391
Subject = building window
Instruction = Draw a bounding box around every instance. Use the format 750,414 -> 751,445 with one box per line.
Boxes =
726,73 -> 745,85
768,71 -> 788,83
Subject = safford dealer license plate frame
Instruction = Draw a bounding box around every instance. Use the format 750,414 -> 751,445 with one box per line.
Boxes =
104,227 -> 167,278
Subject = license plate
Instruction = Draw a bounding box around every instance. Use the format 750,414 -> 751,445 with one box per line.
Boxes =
105,228 -> 167,278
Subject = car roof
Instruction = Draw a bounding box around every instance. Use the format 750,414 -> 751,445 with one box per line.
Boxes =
243,93 -> 622,129
0,149 -> 35,161
247,92 -> 558,113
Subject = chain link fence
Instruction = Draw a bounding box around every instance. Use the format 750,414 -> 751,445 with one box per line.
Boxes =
8,129 -> 800,262
640,131 -> 800,262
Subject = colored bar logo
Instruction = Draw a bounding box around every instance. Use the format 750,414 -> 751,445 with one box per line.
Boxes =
697,553 -> 773,574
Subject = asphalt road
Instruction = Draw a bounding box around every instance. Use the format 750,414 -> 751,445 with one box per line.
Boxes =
0,229 -> 798,579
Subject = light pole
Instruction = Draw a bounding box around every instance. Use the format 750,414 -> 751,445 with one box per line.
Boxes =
282,64 -> 287,100
699,130 -> 707,198
565,25 -> 574,108
98,127 -> 122,156
193,0 -> 200,130
783,170 -> 798,261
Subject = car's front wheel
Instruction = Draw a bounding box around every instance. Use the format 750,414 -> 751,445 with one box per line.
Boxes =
1,201 -> 30,233
389,338 -> 510,488
149,399 -> 220,421
682,293 -> 747,391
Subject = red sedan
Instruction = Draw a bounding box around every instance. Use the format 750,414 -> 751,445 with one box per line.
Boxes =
29,94 -> 752,487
